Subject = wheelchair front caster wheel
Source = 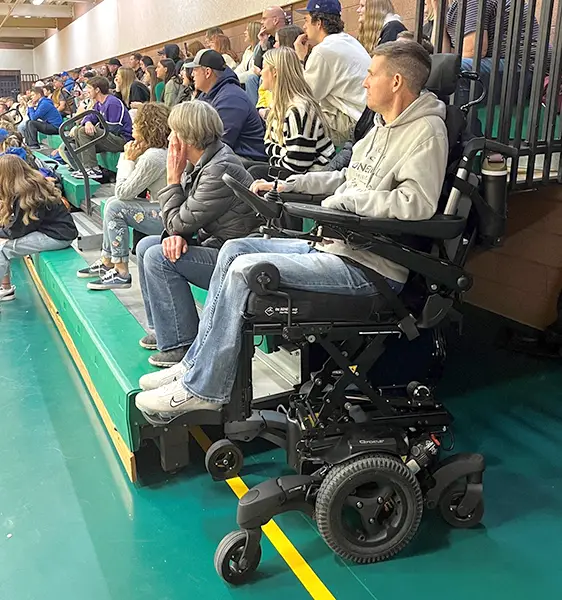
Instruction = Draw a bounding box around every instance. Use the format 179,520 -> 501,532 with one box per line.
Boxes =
315,453 -> 424,563
205,439 -> 244,481
439,486 -> 484,528
214,530 -> 262,585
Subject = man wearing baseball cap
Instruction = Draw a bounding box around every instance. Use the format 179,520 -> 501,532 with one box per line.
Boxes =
185,49 -> 266,161
293,0 -> 371,145
106,57 -> 122,89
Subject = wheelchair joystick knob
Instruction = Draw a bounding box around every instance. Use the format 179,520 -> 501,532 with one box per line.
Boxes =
265,188 -> 281,204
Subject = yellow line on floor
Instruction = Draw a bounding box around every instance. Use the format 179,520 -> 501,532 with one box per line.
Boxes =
25,255 -> 335,600
190,426 -> 336,600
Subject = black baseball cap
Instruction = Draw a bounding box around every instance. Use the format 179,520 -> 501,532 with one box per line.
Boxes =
184,49 -> 226,71
295,0 -> 342,15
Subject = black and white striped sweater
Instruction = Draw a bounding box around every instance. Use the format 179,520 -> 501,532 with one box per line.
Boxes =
265,102 -> 336,174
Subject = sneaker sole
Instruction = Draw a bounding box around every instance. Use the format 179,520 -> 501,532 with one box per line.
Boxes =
0,294 -> 15,302
148,356 -> 183,368
139,340 -> 158,350
77,270 -> 107,279
87,282 -> 132,290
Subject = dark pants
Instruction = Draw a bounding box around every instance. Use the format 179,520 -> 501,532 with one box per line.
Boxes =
24,120 -> 58,147
74,125 -> 126,170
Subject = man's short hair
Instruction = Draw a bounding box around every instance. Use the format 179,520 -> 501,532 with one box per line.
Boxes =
131,52 -> 142,61
86,76 -> 110,95
31,86 -> 45,96
309,12 -> 344,35
396,30 -> 435,54
372,40 -> 432,95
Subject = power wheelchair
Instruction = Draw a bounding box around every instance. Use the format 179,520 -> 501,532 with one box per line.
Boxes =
141,54 -> 517,582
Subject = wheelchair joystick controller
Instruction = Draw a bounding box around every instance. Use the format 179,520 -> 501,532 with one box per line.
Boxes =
262,179 -> 282,240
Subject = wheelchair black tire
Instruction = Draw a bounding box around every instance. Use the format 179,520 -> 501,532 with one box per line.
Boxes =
214,530 -> 262,585
438,484 -> 484,529
315,454 -> 423,563
205,439 -> 244,481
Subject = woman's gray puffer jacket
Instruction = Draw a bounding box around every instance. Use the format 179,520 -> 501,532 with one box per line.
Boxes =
158,141 -> 261,248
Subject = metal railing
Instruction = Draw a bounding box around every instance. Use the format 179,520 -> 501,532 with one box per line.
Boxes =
414,0 -> 561,190
59,109 -> 109,217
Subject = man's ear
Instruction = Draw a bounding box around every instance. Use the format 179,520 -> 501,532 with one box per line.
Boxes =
392,73 -> 402,93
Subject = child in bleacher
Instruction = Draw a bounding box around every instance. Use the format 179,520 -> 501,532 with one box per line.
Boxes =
76,102 -> 170,290
0,154 -> 77,302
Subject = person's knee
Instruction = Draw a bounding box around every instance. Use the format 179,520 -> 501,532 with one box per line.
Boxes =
144,243 -> 166,269
136,236 -> 159,262
103,199 -> 126,222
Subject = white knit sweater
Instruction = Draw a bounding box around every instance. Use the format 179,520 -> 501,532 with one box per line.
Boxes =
115,147 -> 168,202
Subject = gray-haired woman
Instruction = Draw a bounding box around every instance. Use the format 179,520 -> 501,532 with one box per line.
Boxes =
136,100 -> 260,369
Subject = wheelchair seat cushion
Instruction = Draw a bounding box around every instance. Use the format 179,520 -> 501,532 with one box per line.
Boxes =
246,289 -> 394,323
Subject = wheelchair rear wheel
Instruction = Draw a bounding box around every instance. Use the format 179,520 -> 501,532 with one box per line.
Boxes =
315,454 -> 423,563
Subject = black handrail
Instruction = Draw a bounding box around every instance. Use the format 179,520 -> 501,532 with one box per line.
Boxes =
0,107 -> 24,125
59,109 -> 109,216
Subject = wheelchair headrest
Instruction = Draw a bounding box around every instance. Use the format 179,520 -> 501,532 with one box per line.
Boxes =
426,54 -> 461,98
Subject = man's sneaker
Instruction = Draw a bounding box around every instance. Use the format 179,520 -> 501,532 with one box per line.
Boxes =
0,285 -> 16,302
87,268 -> 132,290
135,378 -> 223,419
139,360 -> 190,391
71,168 -> 103,180
139,333 -> 157,350
148,346 -> 189,368
77,258 -> 111,279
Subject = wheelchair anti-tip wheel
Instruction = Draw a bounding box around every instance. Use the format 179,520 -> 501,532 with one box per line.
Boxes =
315,453 -> 424,563
205,439 -> 244,481
214,530 -> 262,585
438,483 -> 484,528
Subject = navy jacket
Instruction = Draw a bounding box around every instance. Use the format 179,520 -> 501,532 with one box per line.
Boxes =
27,97 -> 63,128
199,68 -> 266,161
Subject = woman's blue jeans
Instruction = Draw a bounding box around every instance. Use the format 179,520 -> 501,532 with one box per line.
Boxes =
136,235 -> 219,352
179,238 -> 401,403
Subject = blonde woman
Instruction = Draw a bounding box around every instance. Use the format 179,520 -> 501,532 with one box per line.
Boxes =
114,67 -> 150,110
77,103 -> 170,290
0,154 -> 77,302
261,47 -> 335,175
209,34 -> 239,70
357,0 -> 406,55
235,22 -> 261,85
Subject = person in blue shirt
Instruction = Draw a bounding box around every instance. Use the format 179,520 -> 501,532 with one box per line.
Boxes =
61,71 -> 76,93
23,87 -> 63,149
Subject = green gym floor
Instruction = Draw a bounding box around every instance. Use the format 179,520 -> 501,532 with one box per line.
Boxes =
1,261 -> 561,600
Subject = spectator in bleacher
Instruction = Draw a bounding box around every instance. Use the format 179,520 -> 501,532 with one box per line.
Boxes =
186,40 -> 205,58
114,67 -> 150,112
61,71 -> 76,93
52,77 -> 74,117
431,0 -> 540,106
98,64 -> 110,79
357,0 -> 406,54
142,65 -> 160,101
186,49 -> 266,161
178,63 -> 197,103
235,21 -> 262,86
260,47 -> 335,176
157,43 -> 183,65
129,53 -> 144,80
154,59 -> 177,105
22,87 -> 63,150
204,27 -> 224,48
294,0 -> 372,146
42,84 -> 54,100
71,76 -> 132,180
246,6 -> 288,105
107,58 -> 122,89
0,155 -> 77,302
77,103 -> 170,290
209,34 -> 239,70
134,101 -> 260,367
257,24 -> 304,120
135,40 -> 449,413
140,55 -> 154,72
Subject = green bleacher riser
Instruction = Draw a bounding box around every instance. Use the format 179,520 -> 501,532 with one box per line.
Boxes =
32,248 -> 153,453
476,105 -> 561,139
97,152 -> 120,172
33,150 -> 101,208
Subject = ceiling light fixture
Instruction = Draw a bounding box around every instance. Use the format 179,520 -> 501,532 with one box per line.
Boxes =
24,15 -> 32,18
32,0 -> 46,5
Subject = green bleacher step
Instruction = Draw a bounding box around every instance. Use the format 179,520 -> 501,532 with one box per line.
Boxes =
97,152 -> 120,172
32,248 -> 155,456
33,150 -> 101,208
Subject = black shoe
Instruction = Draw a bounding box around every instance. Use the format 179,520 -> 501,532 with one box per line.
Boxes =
139,333 -> 157,350
148,347 -> 189,368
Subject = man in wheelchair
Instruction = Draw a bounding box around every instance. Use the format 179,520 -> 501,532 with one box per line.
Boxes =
135,40 -> 450,417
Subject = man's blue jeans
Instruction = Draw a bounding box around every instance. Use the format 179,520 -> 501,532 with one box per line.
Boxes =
180,238 -> 402,403
136,235 -> 219,352
245,74 -> 261,107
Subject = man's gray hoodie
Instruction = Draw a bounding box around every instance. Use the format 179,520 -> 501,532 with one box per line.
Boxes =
283,91 -> 449,283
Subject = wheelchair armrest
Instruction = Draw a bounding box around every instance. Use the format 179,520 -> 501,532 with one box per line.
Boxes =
284,203 -> 466,240
279,192 -> 329,205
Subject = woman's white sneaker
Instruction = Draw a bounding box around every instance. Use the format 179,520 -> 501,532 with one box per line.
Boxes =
139,360 -> 190,391
0,285 -> 16,302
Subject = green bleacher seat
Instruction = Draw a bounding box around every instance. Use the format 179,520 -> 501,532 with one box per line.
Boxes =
33,150 -> 101,208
